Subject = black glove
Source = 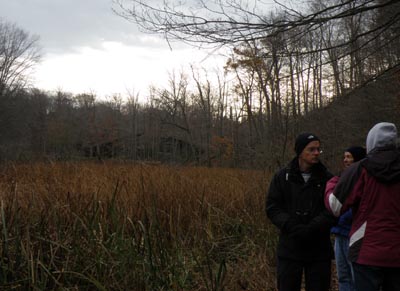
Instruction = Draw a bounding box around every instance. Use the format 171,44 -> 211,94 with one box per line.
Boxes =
283,219 -> 312,241
289,224 -> 312,241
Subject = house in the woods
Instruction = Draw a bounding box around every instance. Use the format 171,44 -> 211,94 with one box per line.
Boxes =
158,136 -> 202,162
78,139 -> 121,159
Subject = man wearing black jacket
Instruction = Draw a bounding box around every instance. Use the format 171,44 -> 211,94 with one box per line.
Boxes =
266,132 -> 336,291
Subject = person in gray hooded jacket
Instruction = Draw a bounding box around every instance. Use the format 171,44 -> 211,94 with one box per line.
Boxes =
325,122 -> 400,291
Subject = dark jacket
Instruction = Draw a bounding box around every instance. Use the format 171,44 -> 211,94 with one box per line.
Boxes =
266,157 -> 336,261
326,122 -> 400,267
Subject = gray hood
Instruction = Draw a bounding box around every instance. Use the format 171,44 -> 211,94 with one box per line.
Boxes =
366,122 -> 398,154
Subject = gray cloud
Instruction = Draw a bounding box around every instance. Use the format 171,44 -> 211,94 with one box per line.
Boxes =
0,0 -> 163,54
0,0 -> 227,96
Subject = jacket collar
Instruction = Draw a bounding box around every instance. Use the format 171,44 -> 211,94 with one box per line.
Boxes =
286,157 -> 328,182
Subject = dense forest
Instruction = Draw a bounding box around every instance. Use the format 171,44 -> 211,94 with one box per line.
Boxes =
1,0 -> 399,171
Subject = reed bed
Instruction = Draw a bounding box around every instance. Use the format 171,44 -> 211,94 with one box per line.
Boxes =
0,161 -> 278,290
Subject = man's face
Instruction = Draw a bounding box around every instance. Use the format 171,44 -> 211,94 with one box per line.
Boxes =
299,140 -> 321,167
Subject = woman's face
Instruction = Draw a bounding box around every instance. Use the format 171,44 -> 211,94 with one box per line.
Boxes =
343,151 -> 354,168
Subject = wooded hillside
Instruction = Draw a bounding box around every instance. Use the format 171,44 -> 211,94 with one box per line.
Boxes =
1,0 -> 399,169
290,65 -> 400,172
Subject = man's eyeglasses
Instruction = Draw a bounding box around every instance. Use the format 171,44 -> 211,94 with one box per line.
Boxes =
306,147 -> 323,154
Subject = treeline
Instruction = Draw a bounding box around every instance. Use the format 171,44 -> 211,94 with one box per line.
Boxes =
0,66 -> 399,171
0,82 -> 259,167
1,0 -> 399,169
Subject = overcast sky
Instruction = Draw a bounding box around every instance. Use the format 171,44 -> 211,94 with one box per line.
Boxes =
0,0 -> 226,100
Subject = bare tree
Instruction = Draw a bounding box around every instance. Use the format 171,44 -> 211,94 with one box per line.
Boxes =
46,90 -> 79,158
113,0 -> 400,100
0,19 -> 41,97
113,0 -> 399,50
29,89 -> 49,157
191,67 -> 215,166
150,71 -> 200,161
124,90 -> 141,159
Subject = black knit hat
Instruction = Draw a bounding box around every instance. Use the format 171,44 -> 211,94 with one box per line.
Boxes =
295,132 -> 320,156
345,146 -> 366,162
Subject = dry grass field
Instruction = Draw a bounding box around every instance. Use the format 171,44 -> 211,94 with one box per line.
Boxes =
0,161 -> 280,290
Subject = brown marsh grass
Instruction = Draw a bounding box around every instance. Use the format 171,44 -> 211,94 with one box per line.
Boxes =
0,161 -> 278,290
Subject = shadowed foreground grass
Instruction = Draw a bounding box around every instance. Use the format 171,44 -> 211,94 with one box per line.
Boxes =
0,162 -> 279,290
